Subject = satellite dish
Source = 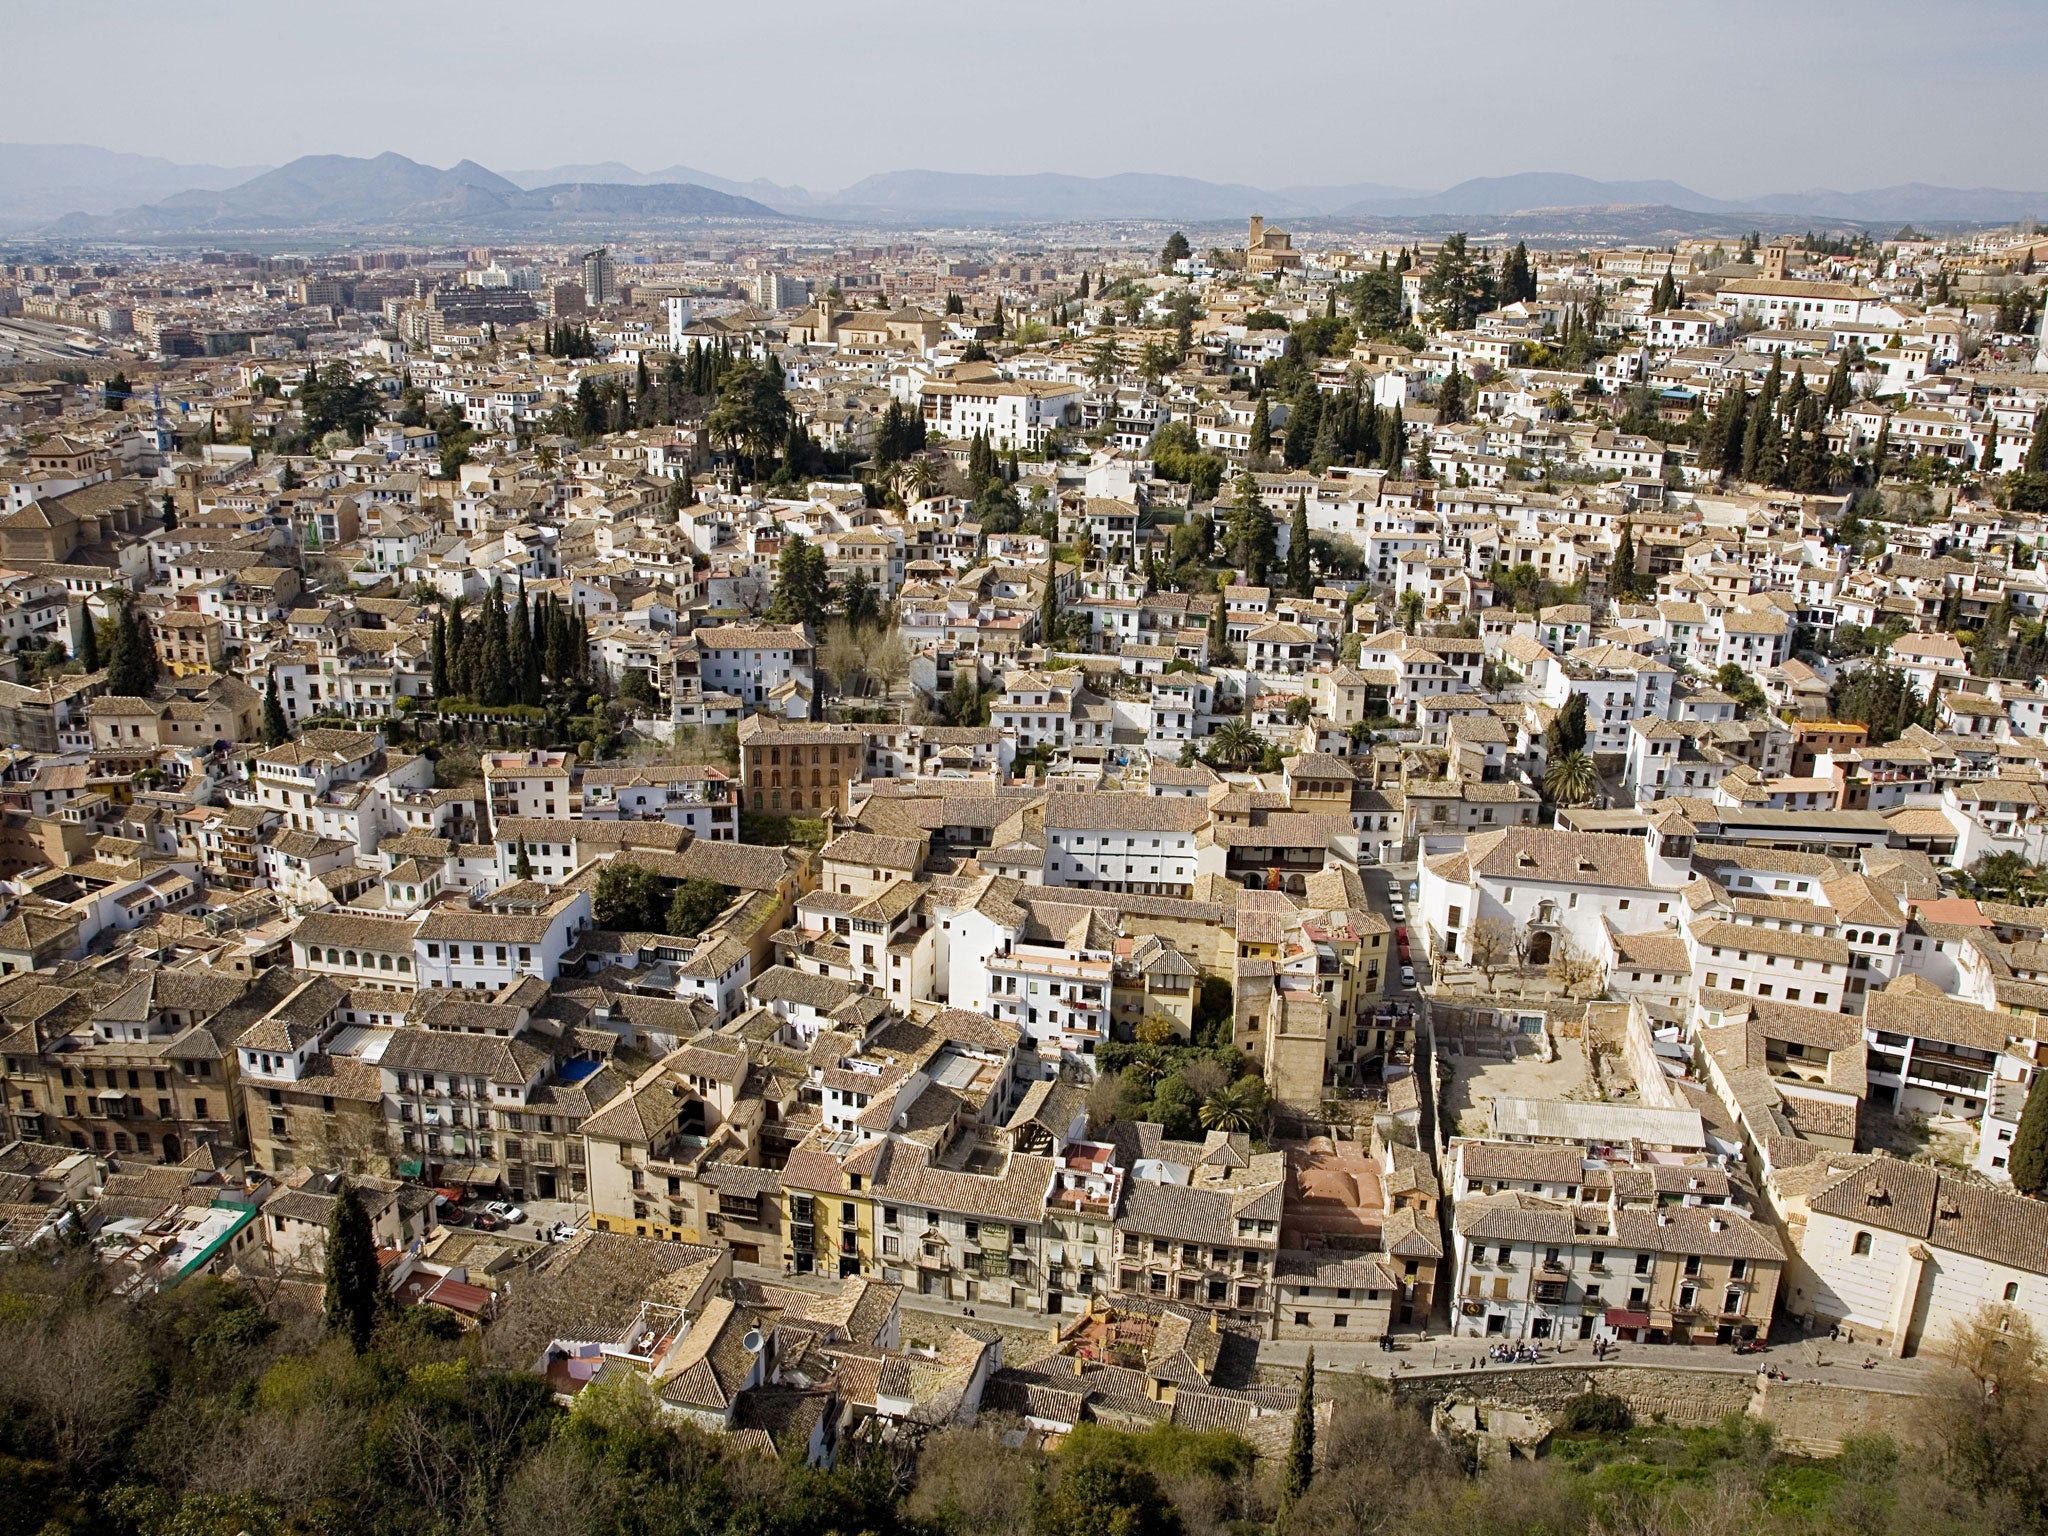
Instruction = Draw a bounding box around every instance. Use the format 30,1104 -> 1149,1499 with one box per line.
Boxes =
742,1327 -> 764,1353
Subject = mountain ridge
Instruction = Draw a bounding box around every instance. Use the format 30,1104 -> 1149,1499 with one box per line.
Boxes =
18,147 -> 2048,233
49,152 -> 786,236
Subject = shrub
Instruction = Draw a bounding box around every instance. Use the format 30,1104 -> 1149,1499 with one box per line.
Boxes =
1558,1390 -> 1634,1434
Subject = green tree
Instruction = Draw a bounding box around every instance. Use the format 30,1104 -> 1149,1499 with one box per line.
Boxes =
592,861 -> 667,932
1542,750 -> 1598,805
1715,661 -> 1769,717
1438,360 -> 1468,424
1287,494 -> 1312,596
1612,521 -> 1639,600
76,604 -> 99,672
666,879 -> 732,936
1544,693 -> 1587,758
1205,718 -> 1266,770
1419,232 -> 1496,332
159,490 -> 178,531
1249,394 -> 1271,468
1378,404 -> 1404,473
1199,1076 -> 1267,1134
706,357 -> 790,474
2009,1069 -> 2048,1196
1282,1348 -> 1316,1511
1223,473 -> 1275,587
2027,405 -> 2048,477
1159,231 -> 1191,272
1501,241 -> 1535,303
322,1179 -> 379,1353
1040,1436 -> 1183,1536
767,532 -> 833,628
104,599 -> 159,698
1700,383 -> 1748,478
1826,353 -> 1854,415
841,568 -> 878,630
261,673 -> 291,746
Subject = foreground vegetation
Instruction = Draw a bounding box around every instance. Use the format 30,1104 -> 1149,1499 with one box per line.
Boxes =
7,1250 -> 2048,1536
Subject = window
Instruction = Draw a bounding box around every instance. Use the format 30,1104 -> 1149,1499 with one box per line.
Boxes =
1852,1231 -> 1873,1256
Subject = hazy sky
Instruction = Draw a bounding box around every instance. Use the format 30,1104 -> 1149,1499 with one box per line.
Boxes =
19,0 -> 2048,193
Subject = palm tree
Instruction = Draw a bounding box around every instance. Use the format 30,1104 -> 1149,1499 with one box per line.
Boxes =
1397,589 -> 1424,633
1206,718 -> 1266,770
1970,850 -> 2038,902
1543,750 -> 1599,806
1200,1078 -> 1266,1135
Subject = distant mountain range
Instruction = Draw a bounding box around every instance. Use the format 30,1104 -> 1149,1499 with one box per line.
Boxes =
7,147 -> 2044,237
36,152 -> 783,238
0,143 -> 267,228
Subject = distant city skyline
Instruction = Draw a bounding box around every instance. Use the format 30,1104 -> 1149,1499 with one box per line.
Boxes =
20,0 -> 2048,198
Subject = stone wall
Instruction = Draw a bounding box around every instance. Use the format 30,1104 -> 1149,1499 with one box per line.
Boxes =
1391,1363 -> 1753,1427
1391,1362 -> 1938,1454
1750,1376 -> 1935,1456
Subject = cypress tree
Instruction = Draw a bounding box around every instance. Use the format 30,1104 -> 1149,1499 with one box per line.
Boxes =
507,592 -> 532,708
2011,1069 -> 2048,1196
1281,1347 -> 1316,1510
1284,388 -> 1320,467
262,672 -> 291,746
480,581 -> 511,706
322,1179 -> 379,1354
1380,405 -> 1405,473
1793,395 -> 1828,492
1288,493 -> 1312,596
516,588 -> 543,706
1250,394 -> 1271,466
1039,547 -> 1059,649
2027,406 -> 2048,477
1740,390 -> 1770,481
1310,406 -> 1338,473
430,613 -> 449,696
1825,354 -> 1853,415
1613,521 -> 1638,599
77,605 -> 99,671
105,600 -> 159,698
548,599 -> 574,683
446,603 -> 468,697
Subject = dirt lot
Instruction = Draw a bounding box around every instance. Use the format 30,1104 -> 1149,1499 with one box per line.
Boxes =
1438,1029 -> 1594,1138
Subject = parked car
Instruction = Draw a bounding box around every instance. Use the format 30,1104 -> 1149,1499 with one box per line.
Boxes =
470,1213 -> 504,1233
1389,901 -> 1406,922
1400,965 -> 1417,989
544,1221 -> 578,1243
484,1201 -> 527,1224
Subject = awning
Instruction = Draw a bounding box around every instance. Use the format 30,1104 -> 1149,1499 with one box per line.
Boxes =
1604,1309 -> 1651,1328
95,1088 -> 127,1100
434,1163 -> 503,1186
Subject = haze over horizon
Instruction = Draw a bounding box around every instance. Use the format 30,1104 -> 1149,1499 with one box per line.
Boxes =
17,0 -> 2048,200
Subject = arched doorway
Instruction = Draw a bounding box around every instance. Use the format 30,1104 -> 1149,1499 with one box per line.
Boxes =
160,1133 -> 181,1164
1525,930 -> 1553,968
